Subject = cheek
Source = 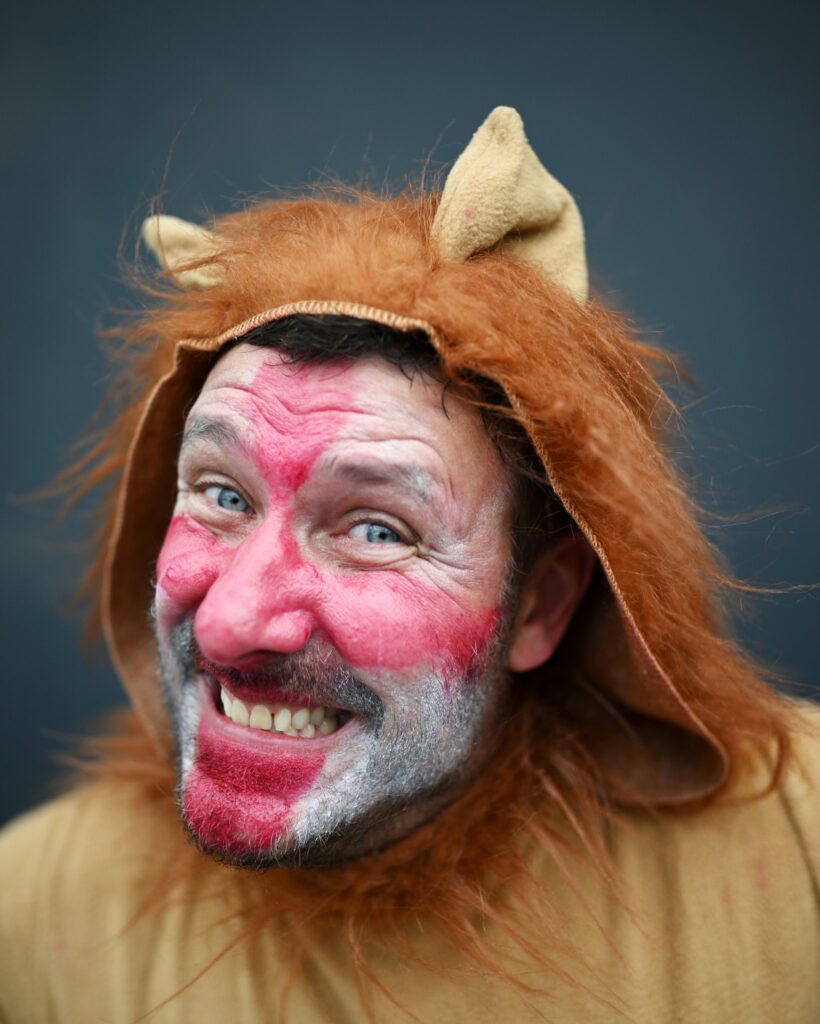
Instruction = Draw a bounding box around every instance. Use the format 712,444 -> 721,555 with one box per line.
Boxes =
155,516 -> 502,679
155,514 -> 228,612
317,571 -> 501,679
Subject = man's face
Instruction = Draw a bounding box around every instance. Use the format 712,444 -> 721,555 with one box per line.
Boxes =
153,342 -> 516,866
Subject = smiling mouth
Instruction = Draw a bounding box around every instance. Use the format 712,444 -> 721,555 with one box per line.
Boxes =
215,681 -> 351,739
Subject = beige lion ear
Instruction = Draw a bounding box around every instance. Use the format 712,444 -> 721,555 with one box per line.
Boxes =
140,213 -> 223,288
431,107 -> 588,301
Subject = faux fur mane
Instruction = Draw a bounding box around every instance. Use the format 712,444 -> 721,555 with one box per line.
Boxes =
58,185 -> 797,1017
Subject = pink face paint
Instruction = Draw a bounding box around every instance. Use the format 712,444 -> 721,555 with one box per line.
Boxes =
182,690 -> 323,855
156,348 -> 509,858
157,514 -> 227,610
159,507 -> 501,675
312,572 -> 500,679
159,354 -> 502,680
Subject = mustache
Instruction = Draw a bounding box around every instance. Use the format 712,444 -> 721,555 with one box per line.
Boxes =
170,618 -> 384,718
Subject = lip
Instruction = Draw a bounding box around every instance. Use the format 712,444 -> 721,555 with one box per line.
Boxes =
199,662 -> 357,714
197,675 -> 354,752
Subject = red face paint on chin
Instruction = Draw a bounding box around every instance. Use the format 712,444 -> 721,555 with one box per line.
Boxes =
182,692 -> 324,857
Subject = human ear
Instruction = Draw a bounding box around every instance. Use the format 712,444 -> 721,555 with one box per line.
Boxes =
506,533 -> 595,673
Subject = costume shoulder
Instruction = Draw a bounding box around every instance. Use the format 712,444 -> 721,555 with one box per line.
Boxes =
0,785 -> 103,1020
778,700 -> 820,886
508,700 -> 820,1024
1,708 -> 818,1024
0,778 -> 288,1022
0,779 -> 198,1022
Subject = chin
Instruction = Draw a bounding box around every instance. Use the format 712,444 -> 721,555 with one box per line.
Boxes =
181,795 -> 465,871
177,673 -> 348,866
180,749 -> 481,871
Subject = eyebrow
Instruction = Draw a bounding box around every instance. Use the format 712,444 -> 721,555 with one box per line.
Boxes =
329,458 -> 440,504
180,415 -> 247,454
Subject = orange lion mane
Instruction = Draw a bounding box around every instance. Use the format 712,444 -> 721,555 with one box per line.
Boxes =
58,186 -> 797,1019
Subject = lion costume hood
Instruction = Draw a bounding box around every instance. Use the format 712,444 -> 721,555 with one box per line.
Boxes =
94,106 -> 786,814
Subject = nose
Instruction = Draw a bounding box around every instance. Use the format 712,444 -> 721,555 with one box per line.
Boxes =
193,517 -> 317,665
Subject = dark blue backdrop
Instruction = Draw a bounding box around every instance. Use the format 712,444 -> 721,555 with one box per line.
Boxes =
2,0 -> 818,824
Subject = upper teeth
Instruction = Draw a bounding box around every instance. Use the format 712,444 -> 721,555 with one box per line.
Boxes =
220,687 -> 340,737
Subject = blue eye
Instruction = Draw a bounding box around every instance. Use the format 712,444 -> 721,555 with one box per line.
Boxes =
204,485 -> 251,514
350,522 -> 403,544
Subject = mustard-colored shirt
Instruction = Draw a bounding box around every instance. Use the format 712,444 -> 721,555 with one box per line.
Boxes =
2,708 -> 818,1023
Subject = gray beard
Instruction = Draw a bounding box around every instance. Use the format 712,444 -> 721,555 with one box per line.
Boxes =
155,615 -> 513,869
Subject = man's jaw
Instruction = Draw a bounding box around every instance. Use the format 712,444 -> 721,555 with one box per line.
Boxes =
159,628 -> 388,866
157,619 -> 509,869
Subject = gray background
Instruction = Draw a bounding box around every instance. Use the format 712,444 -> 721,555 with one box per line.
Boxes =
2,0 -> 818,825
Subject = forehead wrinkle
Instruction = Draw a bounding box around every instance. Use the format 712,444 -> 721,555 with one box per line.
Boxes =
180,414 -> 249,455
218,380 -> 372,428
318,437 -> 455,506
323,455 -> 440,505
206,356 -> 457,434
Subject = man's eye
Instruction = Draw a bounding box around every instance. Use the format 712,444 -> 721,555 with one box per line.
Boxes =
349,522 -> 403,544
204,485 -> 251,514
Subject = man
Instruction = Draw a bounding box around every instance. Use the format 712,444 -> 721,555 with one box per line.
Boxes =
1,107 -> 818,1022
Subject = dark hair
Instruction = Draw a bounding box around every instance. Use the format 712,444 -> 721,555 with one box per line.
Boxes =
239,315 -> 571,578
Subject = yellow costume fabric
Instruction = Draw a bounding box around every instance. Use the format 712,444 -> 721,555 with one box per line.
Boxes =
2,704 -> 818,1023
